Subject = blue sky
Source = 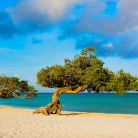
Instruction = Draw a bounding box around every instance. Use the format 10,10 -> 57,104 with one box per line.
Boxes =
0,0 -> 138,92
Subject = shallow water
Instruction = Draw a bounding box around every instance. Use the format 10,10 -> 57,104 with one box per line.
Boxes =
0,93 -> 138,114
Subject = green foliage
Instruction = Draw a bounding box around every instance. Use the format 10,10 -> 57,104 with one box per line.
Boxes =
37,46 -> 138,94
0,76 -> 38,99
108,69 -> 138,95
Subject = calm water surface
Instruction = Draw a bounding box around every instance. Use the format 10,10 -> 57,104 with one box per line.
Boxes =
0,93 -> 138,114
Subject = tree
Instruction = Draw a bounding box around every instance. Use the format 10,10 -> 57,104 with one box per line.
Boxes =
33,46 -> 138,115
0,76 -> 38,99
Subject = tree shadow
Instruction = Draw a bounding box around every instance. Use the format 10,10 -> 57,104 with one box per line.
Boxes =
60,111 -> 90,116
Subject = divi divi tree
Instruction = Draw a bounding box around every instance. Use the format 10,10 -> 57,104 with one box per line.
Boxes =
33,46 -> 138,115
0,76 -> 38,99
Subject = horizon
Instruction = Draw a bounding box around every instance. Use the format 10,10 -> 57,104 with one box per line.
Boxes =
0,0 -> 138,92
38,91 -> 138,93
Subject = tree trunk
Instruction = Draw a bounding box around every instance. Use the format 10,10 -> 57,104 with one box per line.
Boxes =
33,85 -> 87,115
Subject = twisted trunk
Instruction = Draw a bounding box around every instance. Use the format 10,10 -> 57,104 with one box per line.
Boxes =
33,85 -> 87,115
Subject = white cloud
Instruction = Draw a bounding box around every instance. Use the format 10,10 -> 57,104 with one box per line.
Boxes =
32,0 -> 84,18
103,43 -> 112,48
60,0 -> 138,36
14,73 -> 20,78
5,0 -> 93,23
0,71 -> 7,76
5,0 -> 138,36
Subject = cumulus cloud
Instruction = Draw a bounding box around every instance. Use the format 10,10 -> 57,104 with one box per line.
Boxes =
3,0 -> 138,36
59,0 -> 138,38
0,11 -> 52,39
57,0 -> 138,58
1,0 -> 138,58
75,33 -> 138,58
31,0 -> 86,19
1,0 -> 94,39
0,71 -> 7,76
5,0 -> 92,22
75,36 -> 114,57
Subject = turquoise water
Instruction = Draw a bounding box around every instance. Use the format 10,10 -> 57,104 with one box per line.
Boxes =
0,93 -> 138,114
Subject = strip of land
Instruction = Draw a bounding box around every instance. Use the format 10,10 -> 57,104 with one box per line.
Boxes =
0,106 -> 138,138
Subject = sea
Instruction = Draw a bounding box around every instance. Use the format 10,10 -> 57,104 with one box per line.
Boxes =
0,93 -> 138,115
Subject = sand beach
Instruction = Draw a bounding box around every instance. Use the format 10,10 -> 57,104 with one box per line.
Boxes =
0,106 -> 138,138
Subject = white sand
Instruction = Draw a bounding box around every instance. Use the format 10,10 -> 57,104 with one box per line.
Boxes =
0,106 -> 138,138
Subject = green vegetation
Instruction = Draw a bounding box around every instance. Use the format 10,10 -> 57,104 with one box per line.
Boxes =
33,46 -> 138,115
0,76 -> 37,99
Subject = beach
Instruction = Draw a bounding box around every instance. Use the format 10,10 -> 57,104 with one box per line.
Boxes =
0,106 -> 138,138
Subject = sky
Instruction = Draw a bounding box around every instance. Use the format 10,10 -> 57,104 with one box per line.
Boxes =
0,0 -> 138,92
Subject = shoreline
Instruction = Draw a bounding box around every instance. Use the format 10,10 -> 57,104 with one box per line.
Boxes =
1,105 -> 138,118
0,105 -> 138,138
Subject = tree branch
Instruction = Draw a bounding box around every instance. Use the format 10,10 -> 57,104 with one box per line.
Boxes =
57,87 -> 69,95
66,85 -> 87,93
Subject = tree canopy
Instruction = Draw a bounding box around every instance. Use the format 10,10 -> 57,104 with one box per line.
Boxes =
0,76 -> 37,99
34,46 -> 138,115
37,46 -> 138,94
